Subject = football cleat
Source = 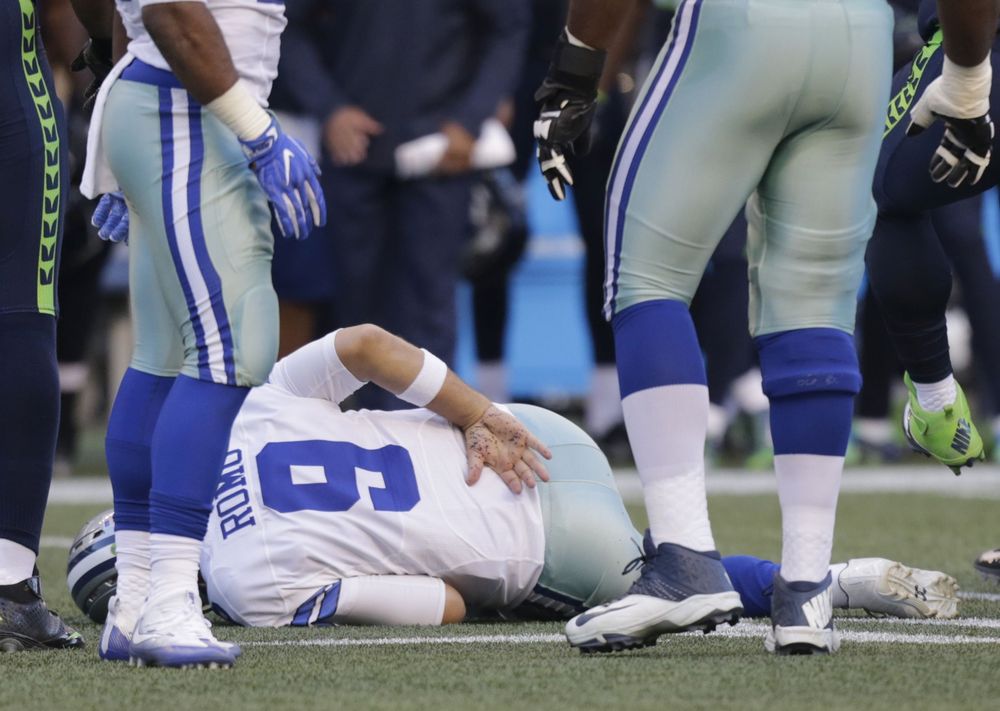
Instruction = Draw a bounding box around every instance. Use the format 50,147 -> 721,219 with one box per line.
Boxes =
974,549 -> 1000,583
0,575 -> 85,652
129,590 -> 239,669
902,373 -> 984,475
99,595 -> 140,662
765,573 -> 839,655
565,533 -> 742,653
836,558 -> 959,619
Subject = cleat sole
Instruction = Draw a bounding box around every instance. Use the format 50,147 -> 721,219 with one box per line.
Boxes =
571,608 -> 742,654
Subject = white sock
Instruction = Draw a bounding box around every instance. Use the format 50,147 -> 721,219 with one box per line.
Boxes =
114,530 -> 151,609
585,365 -> 623,437
913,375 -> 957,412
0,539 -> 36,585
476,362 -> 508,404
148,533 -> 202,602
775,454 -> 843,583
828,562 -> 848,607
623,384 -> 716,551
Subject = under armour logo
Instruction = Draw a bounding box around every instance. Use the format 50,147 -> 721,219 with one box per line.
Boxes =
913,585 -> 928,601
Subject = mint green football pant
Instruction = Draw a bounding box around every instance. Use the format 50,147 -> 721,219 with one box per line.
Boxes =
604,0 -> 893,336
508,405 -> 643,615
103,77 -> 278,386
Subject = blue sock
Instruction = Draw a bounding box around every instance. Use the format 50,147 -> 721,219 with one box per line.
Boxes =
105,368 -> 175,532
149,375 -> 249,539
722,555 -> 780,618
756,328 -> 859,457
0,313 -> 58,553
614,299 -> 706,397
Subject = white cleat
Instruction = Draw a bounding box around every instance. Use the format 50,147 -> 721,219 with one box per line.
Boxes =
836,558 -> 959,619
99,595 -> 142,662
128,591 -> 239,669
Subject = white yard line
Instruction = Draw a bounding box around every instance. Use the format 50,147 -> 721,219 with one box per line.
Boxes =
247,622 -> 1000,649
46,466 -> 1000,506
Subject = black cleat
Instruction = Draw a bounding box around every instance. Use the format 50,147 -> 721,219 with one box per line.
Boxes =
0,576 -> 85,652
974,549 -> 1000,583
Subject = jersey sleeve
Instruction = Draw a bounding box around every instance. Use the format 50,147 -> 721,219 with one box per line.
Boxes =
332,576 -> 447,626
267,330 -> 367,405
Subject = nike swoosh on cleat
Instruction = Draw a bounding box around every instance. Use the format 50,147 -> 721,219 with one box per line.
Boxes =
574,603 -> 638,627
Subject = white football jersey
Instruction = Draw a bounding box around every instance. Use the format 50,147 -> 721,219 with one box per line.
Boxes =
116,0 -> 285,105
201,334 -> 545,627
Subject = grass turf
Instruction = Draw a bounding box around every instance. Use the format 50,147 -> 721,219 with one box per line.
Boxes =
1,491 -> 996,711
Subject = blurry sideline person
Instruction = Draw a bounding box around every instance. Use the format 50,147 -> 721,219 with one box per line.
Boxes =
272,0 -> 529,411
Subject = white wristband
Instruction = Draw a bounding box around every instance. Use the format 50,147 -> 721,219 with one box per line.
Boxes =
398,350 -> 448,407
940,55 -> 992,118
205,80 -> 272,141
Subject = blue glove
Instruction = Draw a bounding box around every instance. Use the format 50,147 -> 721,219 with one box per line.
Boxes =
240,117 -> 327,240
92,192 -> 129,243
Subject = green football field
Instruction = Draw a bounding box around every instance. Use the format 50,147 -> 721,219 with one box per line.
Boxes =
2,484 -> 997,711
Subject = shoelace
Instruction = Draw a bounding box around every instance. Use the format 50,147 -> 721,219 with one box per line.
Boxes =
621,539 -> 650,576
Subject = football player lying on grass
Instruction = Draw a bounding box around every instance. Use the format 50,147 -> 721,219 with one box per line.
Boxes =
69,326 -> 959,658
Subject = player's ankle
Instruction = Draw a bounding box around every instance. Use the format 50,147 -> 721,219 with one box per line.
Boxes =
912,374 -> 957,412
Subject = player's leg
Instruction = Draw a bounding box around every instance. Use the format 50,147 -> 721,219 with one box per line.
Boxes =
504,405 -> 643,621
0,2 -> 81,651
104,73 -> 277,667
582,0 -> 797,652
722,556 -> 958,620
934,197 -> 1000,457
866,31 -> 1000,472
99,204 -> 183,662
748,0 -> 892,655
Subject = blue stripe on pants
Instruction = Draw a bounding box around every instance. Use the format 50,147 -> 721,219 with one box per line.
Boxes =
604,0 -> 703,319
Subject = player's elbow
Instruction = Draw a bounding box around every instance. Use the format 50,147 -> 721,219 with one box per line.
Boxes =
336,323 -> 390,382
441,584 -> 466,624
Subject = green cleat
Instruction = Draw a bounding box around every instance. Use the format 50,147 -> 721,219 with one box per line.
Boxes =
902,373 -> 985,475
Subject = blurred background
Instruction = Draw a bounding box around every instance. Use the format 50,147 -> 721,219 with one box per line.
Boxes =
39,0 -> 1000,477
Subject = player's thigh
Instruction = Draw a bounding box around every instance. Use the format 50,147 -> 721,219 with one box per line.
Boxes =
0,10 -> 65,317
750,41 -> 891,336
508,405 -> 642,609
605,0 -> 788,318
105,79 -> 278,387
127,208 -> 184,377
876,33 -> 1000,215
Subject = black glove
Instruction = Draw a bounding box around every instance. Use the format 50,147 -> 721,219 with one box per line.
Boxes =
71,38 -> 113,111
905,61 -> 995,188
534,30 -> 606,201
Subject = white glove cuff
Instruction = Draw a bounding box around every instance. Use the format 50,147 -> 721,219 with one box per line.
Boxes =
206,81 -> 272,141
940,55 -> 992,118
399,350 -> 448,407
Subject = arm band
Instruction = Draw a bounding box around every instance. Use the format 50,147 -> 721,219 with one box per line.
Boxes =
398,350 -> 448,407
205,80 -> 272,141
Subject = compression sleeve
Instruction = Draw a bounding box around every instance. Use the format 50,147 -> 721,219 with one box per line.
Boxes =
333,576 -> 447,626
267,330 -> 366,405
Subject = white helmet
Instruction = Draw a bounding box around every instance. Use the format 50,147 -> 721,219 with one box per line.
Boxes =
66,509 -> 117,623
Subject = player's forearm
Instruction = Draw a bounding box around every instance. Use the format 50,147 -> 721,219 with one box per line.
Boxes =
142,3 -> 239,104
113,10 -> 127,62
566,0 -> 637,50
337,325 -> 491,428
937,0 -> 999,66
69,0 -> 115,39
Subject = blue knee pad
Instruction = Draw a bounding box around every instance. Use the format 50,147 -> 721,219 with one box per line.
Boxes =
756,328 -> 859,456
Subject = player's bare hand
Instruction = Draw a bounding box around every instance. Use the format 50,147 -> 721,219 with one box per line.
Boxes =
463,406 -> 552,494
436,122 -> 476,175
324,106 -> 383,166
